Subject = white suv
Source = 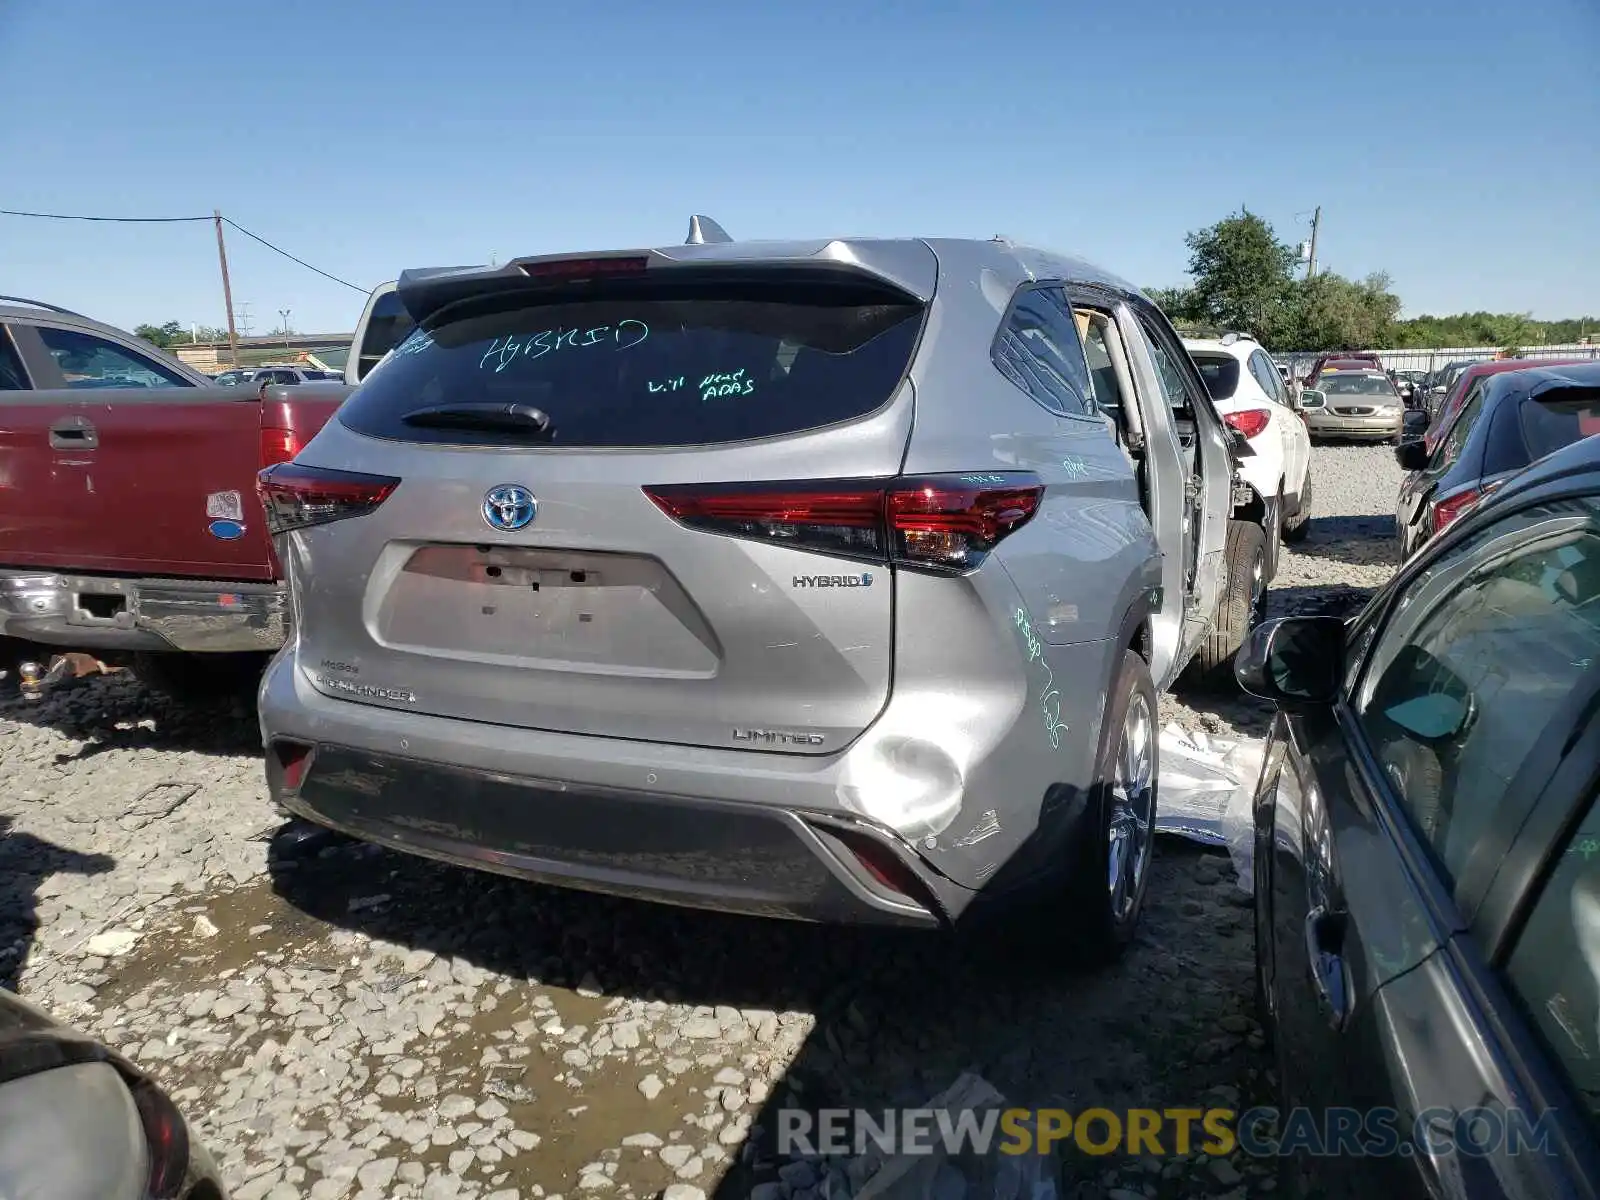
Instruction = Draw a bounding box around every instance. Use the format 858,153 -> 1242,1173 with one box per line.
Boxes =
1183,334 -> 1313,565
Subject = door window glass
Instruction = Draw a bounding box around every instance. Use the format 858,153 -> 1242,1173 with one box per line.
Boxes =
1136,312 -> 1205,413
992,287 -> 1094,417
1249,351 -> 1283,403
1431,386 -> 1486,468
35,327 -> 192,389
1145,335 -> 1191,409
1081,318 -> 1124,414
0,329 -> 27,390
1354,498 -> 1600,885
1505,790 -> 1600,1122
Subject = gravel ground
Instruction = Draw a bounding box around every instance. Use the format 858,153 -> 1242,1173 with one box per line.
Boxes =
0,442 -> 1402,1200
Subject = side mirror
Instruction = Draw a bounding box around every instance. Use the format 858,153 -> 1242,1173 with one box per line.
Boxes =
1402,409 -> 1428,435
1299,389 -> 1327,410
1235,616 -> 1346,705
1394,439 -> 1429,470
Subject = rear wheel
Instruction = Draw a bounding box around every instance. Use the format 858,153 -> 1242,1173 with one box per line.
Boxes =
1185,520 -> 1267,691
1282,469 -> 1312,543
1053,649 -> 1158,964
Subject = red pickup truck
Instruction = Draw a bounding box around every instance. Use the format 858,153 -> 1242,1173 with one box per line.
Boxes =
0,297 -> 362,699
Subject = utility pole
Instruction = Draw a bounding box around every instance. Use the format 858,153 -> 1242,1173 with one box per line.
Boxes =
279,309 -> 292,350
1305,206 -> 1321,281
213,209 -> 241,367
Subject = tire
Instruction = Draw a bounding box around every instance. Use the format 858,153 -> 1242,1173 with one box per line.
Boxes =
1384,741 -> 1446,840
1051,649 -> 1159,965
1184,520 -> 1267,692
133,651 -> 268,704
1282,469 -> 1312,543
1262,487 -> 1283,583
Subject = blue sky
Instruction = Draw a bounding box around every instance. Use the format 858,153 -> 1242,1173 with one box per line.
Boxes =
2,0 -> 1596,334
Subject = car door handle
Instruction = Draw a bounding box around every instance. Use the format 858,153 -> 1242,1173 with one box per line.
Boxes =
49,417 -> 97,450
1304,905 -> 1352,1031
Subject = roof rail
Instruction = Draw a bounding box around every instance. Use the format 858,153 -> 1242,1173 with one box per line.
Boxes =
0,294 -> 86,318
685,215 -> 732,245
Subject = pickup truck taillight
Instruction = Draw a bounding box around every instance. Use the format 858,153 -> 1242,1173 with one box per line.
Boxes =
257,463 -> 400,535
261,428 -> 301,468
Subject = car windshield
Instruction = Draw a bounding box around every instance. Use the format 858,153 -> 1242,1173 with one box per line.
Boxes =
338,280 -> 927,448
1191,353 -> 1241,400
1322,374 -> 1395,397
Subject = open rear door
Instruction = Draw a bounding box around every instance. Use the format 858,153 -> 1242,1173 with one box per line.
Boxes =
345,281 -> 408,386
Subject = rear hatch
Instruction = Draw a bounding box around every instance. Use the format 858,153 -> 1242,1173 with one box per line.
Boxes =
271,257 -> 933,752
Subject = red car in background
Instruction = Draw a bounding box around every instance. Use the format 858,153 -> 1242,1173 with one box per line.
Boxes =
1422,357 -> 1596,455
1301,350 -> 1382,383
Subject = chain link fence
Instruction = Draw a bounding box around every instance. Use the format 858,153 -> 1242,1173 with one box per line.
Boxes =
1275,343 -> 1599,381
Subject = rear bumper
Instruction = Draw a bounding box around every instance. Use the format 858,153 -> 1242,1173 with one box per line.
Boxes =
0,570 -> 285,654
270,741 -> 949,928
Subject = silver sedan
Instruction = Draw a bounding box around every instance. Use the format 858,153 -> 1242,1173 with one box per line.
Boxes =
1300,369 -> 1406,441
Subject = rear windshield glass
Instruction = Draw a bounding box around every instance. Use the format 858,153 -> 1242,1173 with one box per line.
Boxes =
337,281 -> 925,448
1519,390 -> 1600,463
1191,354 -> 1240,401
1321,374 -> 1395,397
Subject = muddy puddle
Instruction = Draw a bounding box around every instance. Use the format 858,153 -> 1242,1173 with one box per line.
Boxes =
85,877 -> 769,1195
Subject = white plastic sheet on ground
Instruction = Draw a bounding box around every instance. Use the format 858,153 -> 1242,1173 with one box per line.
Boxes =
838,1073 -> 1058,1200
1155,723 -> 1264,893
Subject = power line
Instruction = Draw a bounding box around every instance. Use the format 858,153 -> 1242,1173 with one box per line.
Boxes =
221,217 -> 367,294
0,205 -> 369,293
0,207 -> 210,223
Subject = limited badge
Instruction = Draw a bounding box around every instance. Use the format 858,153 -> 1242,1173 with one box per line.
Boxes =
206,490 -> 244,520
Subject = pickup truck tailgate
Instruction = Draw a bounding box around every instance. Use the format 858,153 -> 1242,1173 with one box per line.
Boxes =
0,385 -> 345,579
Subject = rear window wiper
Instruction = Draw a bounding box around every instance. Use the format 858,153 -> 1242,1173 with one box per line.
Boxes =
401,402 -> 554,437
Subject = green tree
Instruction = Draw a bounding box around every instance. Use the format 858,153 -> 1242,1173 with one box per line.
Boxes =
1182,209 -> 1298,344
1145,285 -> 1200,324
1283,271 -> 1401,351
133,320 -> 185,348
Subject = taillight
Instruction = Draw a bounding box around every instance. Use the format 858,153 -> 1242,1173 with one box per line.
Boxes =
128,1078 -> 192,1198
260,426 -> 301,468
642,473 -> 1043,573
518,256 -> 649,281
1430,481 -> 1501,535
257,463 -> 400,535
1224,409 -> 1272,439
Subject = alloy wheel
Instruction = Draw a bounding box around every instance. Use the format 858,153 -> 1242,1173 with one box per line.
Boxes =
1107,690 -> 1155,922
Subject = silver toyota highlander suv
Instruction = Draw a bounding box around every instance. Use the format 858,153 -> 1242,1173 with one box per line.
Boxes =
257,220 -> 1248,960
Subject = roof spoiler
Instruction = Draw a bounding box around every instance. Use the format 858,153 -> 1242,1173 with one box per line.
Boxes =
686,215 -> 732,245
